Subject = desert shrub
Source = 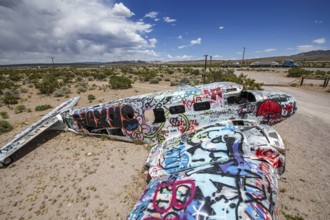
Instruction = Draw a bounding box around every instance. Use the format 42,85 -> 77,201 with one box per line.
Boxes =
35,74 -> 60,94
53,87 -> 71,97
0,81 -> 17,95
179,77 -> 190,85
170,81 -> 178,86
194,80 -> 201,85
77,85 -> 87,93
190,69 -> 200,76
208,69 -> 263,90
149,79 -> 159,84
0,111 -> 9,119
282,212 -> 304,220
314,70 -> 329,79
93,72 -> 108,80
76,76 -> 83,82
20,88 -> 29,93
76,81 -> 88,93
166,69 -> 174,75
88,94 -> 96,102
15,105 -> 26,114
0,120 -> 13,134
138,70 -> 157,82
287,68 -> 312,77
109,76 -> 132,89
35,104 -> 53,111
26,72 -> 42,81
164,78 -> 171,81
1,89 -> 20,105
89,84 -> 97,91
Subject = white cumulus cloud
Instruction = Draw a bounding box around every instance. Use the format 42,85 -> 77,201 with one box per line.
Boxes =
178,37 -> 201,49
149,38 -> 157,48
264,48 -> 276,52
190,38 -> 201,45
163,16 -> 176,23
112,3 -> 135,17
313,37 -> 326,44
178,45 -> 188,49
145,11 -> 158,20
296,45 -> 321,52
0,0 -> 156,64
176,55 -> 193,60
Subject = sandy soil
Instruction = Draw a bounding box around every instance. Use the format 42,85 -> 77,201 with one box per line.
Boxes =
0,71 -> 329,219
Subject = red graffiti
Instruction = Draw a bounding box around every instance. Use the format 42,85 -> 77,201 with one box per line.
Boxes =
153,180 -> 195,214
256,148 -> 282,168
257,99 -> 282,123
285,104 -> 293,113
203,87 -> 222,102
257,100 -> 281,116
182,96 -> 202,108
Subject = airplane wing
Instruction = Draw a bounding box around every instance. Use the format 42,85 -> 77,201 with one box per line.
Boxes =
0,97 -> 80,167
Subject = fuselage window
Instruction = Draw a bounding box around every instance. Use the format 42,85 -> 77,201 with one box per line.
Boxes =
193,101 -> 211,111
153,108 -> 166,123
169,105 -> 185,114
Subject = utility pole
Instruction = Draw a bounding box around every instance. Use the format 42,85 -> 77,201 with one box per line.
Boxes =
209,55 -> 212,72
51,57 -> 55,69
241,47 -> 245,66
203,54 -> 208,84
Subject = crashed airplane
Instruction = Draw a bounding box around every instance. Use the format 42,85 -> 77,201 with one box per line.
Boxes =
0,82 -> 297,219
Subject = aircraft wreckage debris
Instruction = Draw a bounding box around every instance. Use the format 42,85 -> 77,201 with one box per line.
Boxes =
0,82 -> 297,219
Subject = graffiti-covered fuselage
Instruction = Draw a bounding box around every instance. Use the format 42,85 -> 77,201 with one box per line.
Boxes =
64,82 -> 297,145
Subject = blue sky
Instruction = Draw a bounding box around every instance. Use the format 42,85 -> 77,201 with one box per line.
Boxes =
0,0 -> 329,64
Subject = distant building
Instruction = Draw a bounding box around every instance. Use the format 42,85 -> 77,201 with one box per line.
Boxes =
250,61 -> 279,68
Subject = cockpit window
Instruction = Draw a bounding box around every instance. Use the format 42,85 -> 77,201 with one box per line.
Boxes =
227,92 -> 256,105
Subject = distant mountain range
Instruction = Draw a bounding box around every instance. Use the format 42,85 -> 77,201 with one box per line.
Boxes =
1,50 -> 330,67
293,50 -> 330,59
166,50 -> 330,65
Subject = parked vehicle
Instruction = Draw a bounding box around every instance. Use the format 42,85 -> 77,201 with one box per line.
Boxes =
250,61 -> 280,68
282,59 -> 299,67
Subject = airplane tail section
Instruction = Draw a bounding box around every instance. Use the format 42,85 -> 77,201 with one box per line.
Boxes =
0,97 -> 80,167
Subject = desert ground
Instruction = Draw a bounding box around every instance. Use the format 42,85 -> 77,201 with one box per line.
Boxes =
0,68 -> 329,219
